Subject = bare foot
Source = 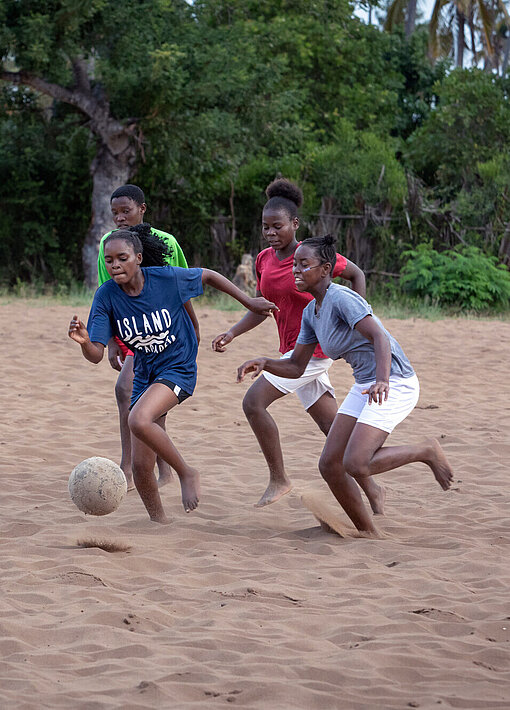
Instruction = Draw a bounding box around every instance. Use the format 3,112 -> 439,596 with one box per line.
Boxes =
254,481 -> 293,508
369,483 -> 386,515
425,439 -> 454,490
178,467 -> 201,512
149,513 -> 171,524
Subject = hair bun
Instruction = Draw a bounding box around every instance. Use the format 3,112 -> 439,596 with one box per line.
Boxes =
265,178 -> 303,208
323,234 -> 336,246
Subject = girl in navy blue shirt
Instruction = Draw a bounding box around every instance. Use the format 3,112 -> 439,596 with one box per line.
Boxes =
69,230 -> 277,524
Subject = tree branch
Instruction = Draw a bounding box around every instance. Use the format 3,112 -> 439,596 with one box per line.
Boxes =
1,69 -> 132,153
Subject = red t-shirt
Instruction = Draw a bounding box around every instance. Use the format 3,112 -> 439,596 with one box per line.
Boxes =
255,246 -> 347,358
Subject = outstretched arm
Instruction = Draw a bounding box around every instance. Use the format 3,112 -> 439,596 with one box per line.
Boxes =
212,289 -> 267,352
354,315 -> 391,405
202,269 -> 278,316
237,342 -> 317,383
68,315 -> 105,364
340,259 -> 366,298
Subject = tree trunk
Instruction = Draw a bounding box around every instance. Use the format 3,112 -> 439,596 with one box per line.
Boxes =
502,36 -> 510,75
405,0 -> 417,38
456,9 -> 465,67
0,63 -> 138,288
82,139 -> 136,288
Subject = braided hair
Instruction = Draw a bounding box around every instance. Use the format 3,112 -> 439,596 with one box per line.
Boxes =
264,178 -> 303,219
103,223 -> 173,266
301,234 -> 337,269
130,223 -> 173,266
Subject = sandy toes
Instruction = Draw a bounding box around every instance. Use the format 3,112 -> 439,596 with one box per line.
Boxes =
179,467 -> 201,512
254,481 -> 293,508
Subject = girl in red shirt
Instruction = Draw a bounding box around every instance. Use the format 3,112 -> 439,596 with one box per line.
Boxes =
212,179 -> 384,513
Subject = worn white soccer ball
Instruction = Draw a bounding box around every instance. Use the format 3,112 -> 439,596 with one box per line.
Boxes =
69,457 -> 127,516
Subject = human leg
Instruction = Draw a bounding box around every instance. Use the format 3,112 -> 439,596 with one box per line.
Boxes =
307,392 -> 385,515
130,432 -> 168,523
155,414 -> 173,487
343,425 -> 453,490
114,355 -> 135,488
128,384 -> 200,516
342,374 -> 453,490
318,414 -> 379,534
242,376 -> 292,507
318,375 -> 452,533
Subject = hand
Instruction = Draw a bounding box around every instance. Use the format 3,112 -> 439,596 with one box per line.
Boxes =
237,358 -> 267,382
108,340 -> 124,372
68,315 -> 90,345
362,381 -> 389,406
212,331 -> 234,352
247,297 -> 279,317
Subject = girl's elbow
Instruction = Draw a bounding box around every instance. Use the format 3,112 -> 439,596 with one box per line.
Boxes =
88,346 -> 104,364
353,276 -> 366,296
289,362 -> 306,378
201,268 -> 213,285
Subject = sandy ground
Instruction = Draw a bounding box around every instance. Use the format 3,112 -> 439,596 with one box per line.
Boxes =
1,300 -> 510,709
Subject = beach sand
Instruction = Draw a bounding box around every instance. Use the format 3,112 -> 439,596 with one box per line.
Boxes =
1,301 -> 510,709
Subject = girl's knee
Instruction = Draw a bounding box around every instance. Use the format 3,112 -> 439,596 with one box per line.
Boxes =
342,452 -> 369,478
242,390 -> 264,419
128,410 -> 147,439
318,451 -> 339,482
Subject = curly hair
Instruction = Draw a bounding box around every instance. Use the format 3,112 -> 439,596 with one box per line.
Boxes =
130,223 -> 173,266
103,223 -> 172,267
264,178 -> 303,219
301,234 -> 337,267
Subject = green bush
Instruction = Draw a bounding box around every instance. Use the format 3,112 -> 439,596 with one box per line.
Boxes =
400,242 -> 510,310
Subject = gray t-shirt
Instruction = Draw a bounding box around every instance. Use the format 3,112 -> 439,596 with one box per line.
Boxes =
296,283 -> 414,384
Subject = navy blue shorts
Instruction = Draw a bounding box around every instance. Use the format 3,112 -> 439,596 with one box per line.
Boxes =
130,379 -> 192,409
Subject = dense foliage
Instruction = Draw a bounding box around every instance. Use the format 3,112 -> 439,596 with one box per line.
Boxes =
1,0 -> 509,310
400,242 -> 510,310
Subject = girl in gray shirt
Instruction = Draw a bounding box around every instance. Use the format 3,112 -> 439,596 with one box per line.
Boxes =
237,234 -> 453,535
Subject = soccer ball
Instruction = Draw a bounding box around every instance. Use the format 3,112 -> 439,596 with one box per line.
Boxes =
69,457 -> 127,516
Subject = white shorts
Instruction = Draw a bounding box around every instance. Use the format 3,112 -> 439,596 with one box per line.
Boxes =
262,351 -> 335,411
338,373 -> 420,434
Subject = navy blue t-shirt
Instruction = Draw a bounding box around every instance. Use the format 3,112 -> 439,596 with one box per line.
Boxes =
88,265 -> 203,404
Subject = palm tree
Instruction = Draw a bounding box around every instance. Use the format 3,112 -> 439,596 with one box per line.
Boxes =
384,0 -> 420,37
429,0 -> 510,69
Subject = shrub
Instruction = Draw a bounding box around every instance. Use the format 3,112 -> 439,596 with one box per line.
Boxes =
400,242 -> 510,310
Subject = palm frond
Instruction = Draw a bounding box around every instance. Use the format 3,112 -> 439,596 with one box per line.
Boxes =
384,0 -> 408,31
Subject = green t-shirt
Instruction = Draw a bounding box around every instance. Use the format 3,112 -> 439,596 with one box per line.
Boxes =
97,227 -> 188,286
